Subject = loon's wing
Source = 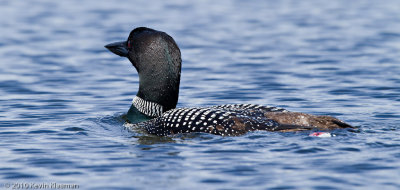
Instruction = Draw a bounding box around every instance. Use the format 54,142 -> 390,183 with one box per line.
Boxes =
127,105 -> 306,136
210,104 -> 288,113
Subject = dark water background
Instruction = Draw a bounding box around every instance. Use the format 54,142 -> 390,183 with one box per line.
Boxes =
1,0 -> 400,189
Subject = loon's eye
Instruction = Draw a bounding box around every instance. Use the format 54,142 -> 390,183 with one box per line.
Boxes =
127,41 -> 131,49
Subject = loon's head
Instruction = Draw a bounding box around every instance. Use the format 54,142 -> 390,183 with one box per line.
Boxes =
105,27 -> 182,114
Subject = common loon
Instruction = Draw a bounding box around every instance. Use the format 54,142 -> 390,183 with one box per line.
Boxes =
105,27 -> 352,136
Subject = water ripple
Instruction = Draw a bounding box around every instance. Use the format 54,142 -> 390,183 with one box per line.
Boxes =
0,0 -> 400,189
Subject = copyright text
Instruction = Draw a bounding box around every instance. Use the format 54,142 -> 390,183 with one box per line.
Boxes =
1,183 -> 79,189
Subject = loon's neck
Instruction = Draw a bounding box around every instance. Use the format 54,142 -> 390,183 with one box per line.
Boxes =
126,96 -> 164,123
121,28 -> 182,123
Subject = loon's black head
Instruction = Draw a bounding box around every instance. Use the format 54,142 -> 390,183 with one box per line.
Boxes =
105,27 -> 182,113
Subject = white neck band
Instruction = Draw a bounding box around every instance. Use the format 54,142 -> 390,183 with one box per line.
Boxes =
132,96 -> 163,117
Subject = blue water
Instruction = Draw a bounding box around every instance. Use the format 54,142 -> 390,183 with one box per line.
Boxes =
1,0 -> 400,189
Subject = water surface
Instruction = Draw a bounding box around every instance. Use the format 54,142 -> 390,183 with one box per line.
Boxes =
1,0 -> 400,189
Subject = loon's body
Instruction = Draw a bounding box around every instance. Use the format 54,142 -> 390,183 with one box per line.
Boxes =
105,27 -> 352,136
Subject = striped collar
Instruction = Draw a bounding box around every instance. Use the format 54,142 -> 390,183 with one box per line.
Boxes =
132,96 -> 164,117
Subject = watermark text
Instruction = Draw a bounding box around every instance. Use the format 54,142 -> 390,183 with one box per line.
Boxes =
1,182 -> 79,189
